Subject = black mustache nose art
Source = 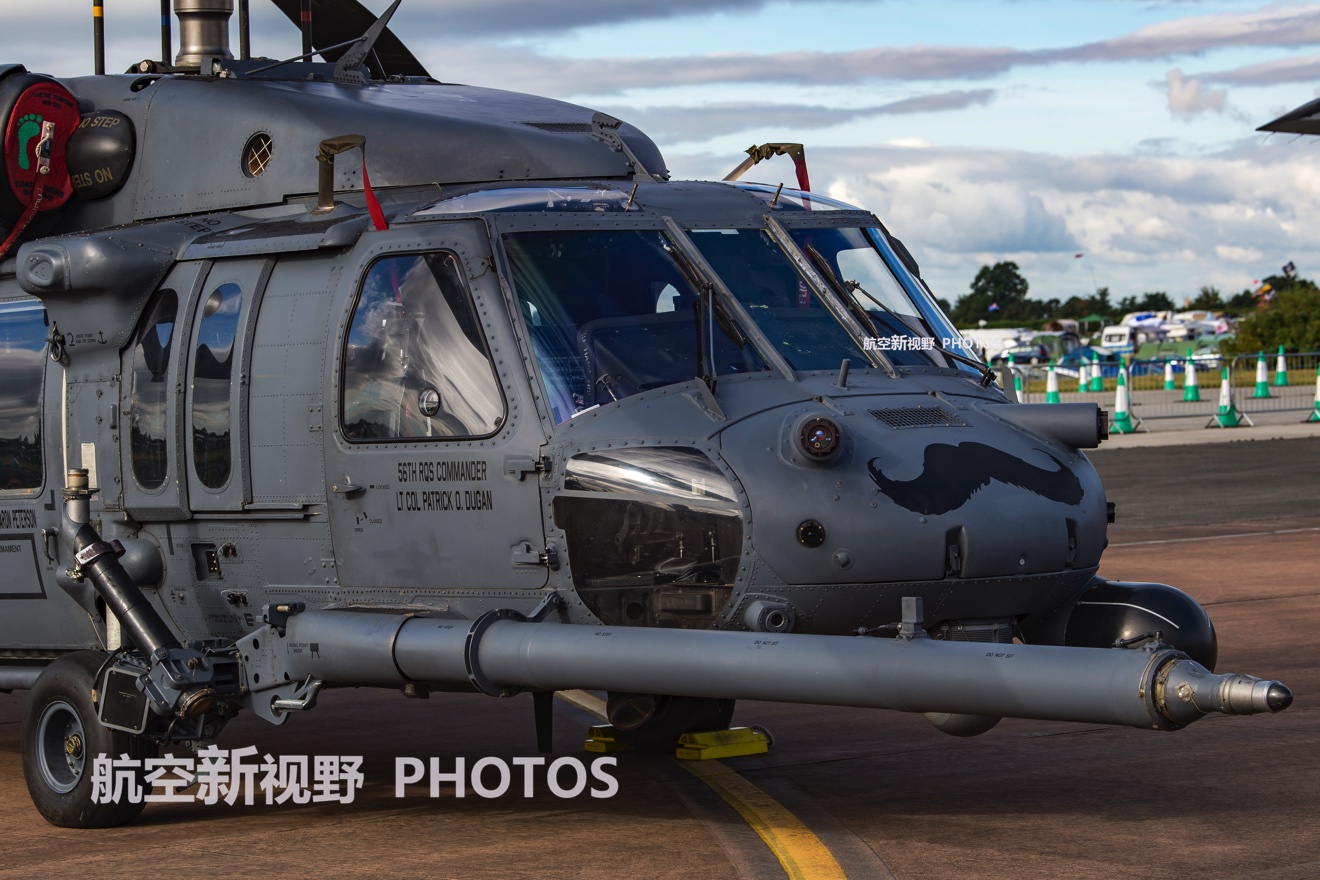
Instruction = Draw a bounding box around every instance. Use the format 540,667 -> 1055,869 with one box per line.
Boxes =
868,441 -> 1084,516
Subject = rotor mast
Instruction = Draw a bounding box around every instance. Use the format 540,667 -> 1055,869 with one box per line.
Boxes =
173,0 -> 234,69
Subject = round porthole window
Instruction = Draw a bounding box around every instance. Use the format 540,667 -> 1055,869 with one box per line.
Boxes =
242,132 -> 273,178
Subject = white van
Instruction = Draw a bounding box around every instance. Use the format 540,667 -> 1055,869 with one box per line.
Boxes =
1100,325 -> 1133,354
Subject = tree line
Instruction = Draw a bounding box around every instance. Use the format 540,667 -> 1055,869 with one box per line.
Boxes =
940,261 -> 1320,353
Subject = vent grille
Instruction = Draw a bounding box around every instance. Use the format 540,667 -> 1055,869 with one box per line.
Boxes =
868,406 -> 966,429
523,122 -> 593,133
932,620 -> 1015,643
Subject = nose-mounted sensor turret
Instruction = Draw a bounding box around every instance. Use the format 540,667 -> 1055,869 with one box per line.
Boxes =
799,416 -> 841,459
782,410 -> 846,466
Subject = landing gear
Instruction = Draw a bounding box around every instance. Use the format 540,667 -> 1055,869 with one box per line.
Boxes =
606,692 -> 735,753
21,651 -> 154,828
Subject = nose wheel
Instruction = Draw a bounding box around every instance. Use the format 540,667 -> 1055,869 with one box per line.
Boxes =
21,651 -> 154,828
34,699 -> 87,794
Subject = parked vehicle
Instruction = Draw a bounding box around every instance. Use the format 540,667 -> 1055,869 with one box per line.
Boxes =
990,344 -> 1050,366
1054,346 -> 1125,378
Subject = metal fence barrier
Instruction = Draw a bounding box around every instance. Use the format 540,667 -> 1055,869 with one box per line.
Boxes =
1009,351 -> 1320,427
1234,351 -> 1320,416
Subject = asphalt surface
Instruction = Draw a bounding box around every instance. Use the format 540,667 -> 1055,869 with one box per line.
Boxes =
1,438 -> 1316,879
1089,435 -> 1320,529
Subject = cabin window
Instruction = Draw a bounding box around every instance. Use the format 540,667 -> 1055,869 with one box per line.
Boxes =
502,229 -> 769,423
192,282 -> 242,489
342,253 -> 503,441
129,289 -> 178,490
0,300 -> 46,491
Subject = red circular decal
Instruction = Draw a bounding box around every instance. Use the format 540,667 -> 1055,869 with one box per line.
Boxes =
5,82 -> 81,211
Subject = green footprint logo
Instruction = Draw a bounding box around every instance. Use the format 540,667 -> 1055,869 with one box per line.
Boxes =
16,113 -> 43,172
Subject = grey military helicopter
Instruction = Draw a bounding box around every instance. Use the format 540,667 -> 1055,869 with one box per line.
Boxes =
0,0 -> 1293,828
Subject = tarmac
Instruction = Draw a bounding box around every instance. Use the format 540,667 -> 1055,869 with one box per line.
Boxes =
1099,408 -> 1320,449
1,419 -> 1316,879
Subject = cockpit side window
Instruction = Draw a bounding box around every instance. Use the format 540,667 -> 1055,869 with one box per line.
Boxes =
130,289 -> 178,490
0,299 -> 47,491
341,253 -> 504,441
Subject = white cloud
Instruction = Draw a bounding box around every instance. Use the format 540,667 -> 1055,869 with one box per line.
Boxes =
1201,53 -> 1320,87
1040,4 -> 1320,62
670,142 -> 1320,300
1165,68 -> 1229,119
602,91 -> 996,143
1216,244 -> 1265,262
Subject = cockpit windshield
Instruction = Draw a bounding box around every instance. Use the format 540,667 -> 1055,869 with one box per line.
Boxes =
781,225 -> 971,369
501,229 -> 769,423
501,215 -> 978,422
686,228 -> 870,371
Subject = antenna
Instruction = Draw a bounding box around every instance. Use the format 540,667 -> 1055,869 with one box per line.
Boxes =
300,0 -> 313,57
238,0 -> 250,59
93,1 -> 105,75
332,0 -> 404,84
160,0 -> 171,66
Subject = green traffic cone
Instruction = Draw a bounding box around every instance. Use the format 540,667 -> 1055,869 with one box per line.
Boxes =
1253,351 -> 1272,398
1110,369 -> 1139,434
1182,352 -> 1201,402
1045,361 -> 1061,404
1274,345 -> 1290,387
1088,354 -> 1103,392
1209,366 -> 1243,428
1163,358 -> 1175,391
1307,364 -> 1320,423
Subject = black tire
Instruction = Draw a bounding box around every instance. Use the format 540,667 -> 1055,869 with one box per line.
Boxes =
21,651 -> 154,828
606,692 -> 735,753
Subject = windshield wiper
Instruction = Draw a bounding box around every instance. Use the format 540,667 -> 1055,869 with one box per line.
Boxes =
661,240 -> 718,390
803,244 -> 878,337
660,217 -> 796,382
806,245 -> 995,386
859,284 -> 996,385
800,244 -> 896,377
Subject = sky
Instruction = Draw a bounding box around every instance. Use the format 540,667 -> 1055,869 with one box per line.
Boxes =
7,0 -> 1320,309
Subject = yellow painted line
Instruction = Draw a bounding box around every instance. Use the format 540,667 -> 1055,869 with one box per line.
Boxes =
557,690 -> 848,880
679,760 -> 847,880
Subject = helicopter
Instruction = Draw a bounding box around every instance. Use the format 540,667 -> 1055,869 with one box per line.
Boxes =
0,0 -> 1293,828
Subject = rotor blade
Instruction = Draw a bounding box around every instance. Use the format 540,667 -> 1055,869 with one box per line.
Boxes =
1258,96 -> 1320,135
267,0 -> 431,78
